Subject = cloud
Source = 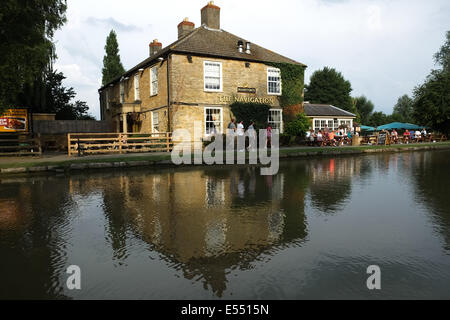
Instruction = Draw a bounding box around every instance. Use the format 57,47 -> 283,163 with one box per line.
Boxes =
85,17 -> 142,32
367,5 -> 382,31
52,0 -> 450,119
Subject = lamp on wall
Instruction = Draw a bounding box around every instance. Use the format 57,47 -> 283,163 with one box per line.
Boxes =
187,55 -> 193,63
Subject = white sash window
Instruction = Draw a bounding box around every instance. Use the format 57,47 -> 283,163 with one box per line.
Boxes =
150,67 -> 158,96
134,74 -> 140,100
267,67 -> 282,95
204,61 -> 222,92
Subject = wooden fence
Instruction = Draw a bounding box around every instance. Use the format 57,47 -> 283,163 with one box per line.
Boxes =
68,133 -> 173,156
0,133 -> 42,156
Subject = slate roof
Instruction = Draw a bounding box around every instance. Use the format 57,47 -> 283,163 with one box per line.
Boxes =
304,104 -> 356,118
100,25 -> 306,90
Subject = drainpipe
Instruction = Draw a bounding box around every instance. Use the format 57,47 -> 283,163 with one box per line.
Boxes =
167,54 -> 171,133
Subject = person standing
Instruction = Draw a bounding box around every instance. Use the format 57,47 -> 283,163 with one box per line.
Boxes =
265,123 -> 272,149
237,121 -> 245,151
247,121 -> 256,151
227,119 -> 236,133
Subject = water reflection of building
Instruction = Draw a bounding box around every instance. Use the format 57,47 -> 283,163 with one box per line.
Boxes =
96,166 -> 307,297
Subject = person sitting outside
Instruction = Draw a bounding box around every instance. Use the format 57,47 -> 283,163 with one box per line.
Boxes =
328,130 -> 337,147
346,130 -> 353,145
414,130 -> 421,142
392,129 -> 399,144
316,131 -> 323,147
421,128 -> 428,141
410,129 -> 415,143
404,130 -> 410,144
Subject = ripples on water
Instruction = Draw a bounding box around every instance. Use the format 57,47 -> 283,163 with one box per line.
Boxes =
0,150 -> 450,299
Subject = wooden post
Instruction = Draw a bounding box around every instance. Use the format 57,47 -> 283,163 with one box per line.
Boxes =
37,133 -> 42,155
68,134 -> 71,156
166,132 -> 170,152
119,133 -> 123,154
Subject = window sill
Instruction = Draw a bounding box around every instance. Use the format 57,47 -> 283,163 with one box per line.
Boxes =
204,89 -> 223,93
267,92 -> 282,96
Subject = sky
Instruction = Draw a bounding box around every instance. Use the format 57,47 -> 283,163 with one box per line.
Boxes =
53,0 -> 450,119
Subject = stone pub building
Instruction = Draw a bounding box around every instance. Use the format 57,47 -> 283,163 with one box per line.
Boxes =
98,1 -> 306,141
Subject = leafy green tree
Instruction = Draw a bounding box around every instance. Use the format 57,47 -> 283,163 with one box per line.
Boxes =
285,113 -> 311,138
102,30 -> 126,85
412,31 -> 450,135
18,70 -> 93,120
305,67 -> 355,113
393,95 -> 413,123
367,111 -> 389,127
434,31 -> 450,71
354,96 -> 374,124
0,0 -> 67,113
412,70 -> 450,134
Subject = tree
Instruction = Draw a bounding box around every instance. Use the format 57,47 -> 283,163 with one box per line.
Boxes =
434,31 -> 450,71
305,67 -> 355,113
0,0 -> 67,113
17,70 -> 93,120
367,111 -> 389,127
354,96 -> 374,124
102,30 -> 126,85
412,31 -> 450,135
393,95 -> 413,123
285,113 -> 311,138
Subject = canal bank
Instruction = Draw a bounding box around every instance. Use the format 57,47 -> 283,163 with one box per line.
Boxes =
1,142 -> 450,176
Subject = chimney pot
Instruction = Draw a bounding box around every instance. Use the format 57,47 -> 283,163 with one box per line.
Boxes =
245,42 -> 251,54
201,1 -> 221,29
149,39 -> 162,56
178,18 -> 195,39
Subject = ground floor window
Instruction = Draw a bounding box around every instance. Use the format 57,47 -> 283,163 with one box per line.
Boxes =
268,109 -> 283,133
204,107 -> 223,135
313,118 -> 353,132
152,111 -> 159,133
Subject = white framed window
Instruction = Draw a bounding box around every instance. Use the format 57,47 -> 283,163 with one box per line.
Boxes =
267,67 -> 282,95
134,74 -> 140,101
268,109 -> 283,133
120,82 -> 125,104
204,107 -> 223,135
204,61 -> 222,92
152,111 -> 159,133
150,67 -> 158,96
105,90 -> 110,110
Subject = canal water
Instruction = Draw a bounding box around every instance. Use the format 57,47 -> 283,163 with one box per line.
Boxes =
0,150 -> 449,299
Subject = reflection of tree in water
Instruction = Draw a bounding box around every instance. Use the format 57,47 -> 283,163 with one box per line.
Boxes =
0,177 -> 74,299
408,151 -> 450,250
100,166 -> 309,297
306,158 -> 353,214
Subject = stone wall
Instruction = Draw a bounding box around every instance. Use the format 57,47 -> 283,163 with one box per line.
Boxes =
101,53 -> 283,140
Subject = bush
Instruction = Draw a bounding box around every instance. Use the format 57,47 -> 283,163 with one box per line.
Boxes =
284,113 -> 311,138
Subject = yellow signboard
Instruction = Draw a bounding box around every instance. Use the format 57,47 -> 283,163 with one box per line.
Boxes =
0,109 -> 29,133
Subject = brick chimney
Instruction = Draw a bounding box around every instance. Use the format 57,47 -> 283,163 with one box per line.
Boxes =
201,1 -> 220,30
149,39 -> 162,56
178,18 -> 195,39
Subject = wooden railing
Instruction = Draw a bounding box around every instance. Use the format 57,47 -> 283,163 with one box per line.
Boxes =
0,133 -> 42,156
67,133 -> 173,156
